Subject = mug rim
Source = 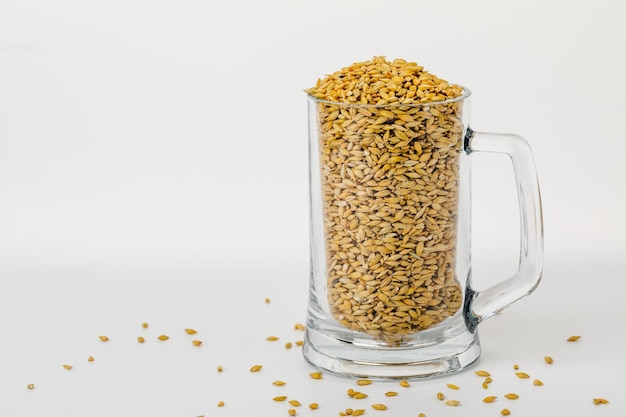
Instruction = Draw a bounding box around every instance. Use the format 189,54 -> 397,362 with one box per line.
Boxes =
306,86 -> 471,108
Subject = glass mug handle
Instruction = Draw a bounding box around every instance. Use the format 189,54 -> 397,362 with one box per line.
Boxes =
464,127 -> 544,331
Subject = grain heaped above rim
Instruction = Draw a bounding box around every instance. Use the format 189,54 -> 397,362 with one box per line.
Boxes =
307,57 -> 467,340
305,56 -> 464,105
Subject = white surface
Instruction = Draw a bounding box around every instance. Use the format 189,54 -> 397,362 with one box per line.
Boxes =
1,0 -> 625,415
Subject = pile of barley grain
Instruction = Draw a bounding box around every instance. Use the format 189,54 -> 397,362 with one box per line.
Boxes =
307,57 -> 465,339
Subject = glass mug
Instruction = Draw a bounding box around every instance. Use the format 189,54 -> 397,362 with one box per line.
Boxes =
303,88 -> 543,379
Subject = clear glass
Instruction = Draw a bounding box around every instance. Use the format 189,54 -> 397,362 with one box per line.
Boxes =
303,89 -> 543,379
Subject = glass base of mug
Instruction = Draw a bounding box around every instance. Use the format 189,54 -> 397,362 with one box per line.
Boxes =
302,318 -> 481,379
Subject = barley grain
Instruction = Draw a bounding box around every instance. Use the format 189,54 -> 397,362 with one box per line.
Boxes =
217,365 -> 223,372
357,379 -> 372,386
307,56 -> 465,340
515,372 -> 530,379
445,400 -> 460,406
567,335 -> 581,342
371,404 -> 388,410
399,380 -> 410,388
310,372 -> 323,379
285,342 -> 293,349
483,396 -> 497,403
289,400 -> 302,407
533,379 -> 544,386
63,364 -> 73,370
273,396 -> 287,402
217,401 -> 224,407
446,383 -> 459,390
137,336 -> 145,343
593,398 -> 609,405
544,356 -> 553,364
288,409 -> 296,416
27,383 -> 35,390
385,391 -> 398,397
504,393 -> 519,400
250,365 -> 263,372
142,322 -> 148,328
273,380 -> 286,386
501,409 -> 511,416
88,356 -> 94,362
157,335 -> 169,341
98,336 -> 109,342
191,340 -> 202,346
309,403 -> 319,410
267,336 -> 279,341
475,371 -> 490,377
184,328 -> 197,335
436,392 -> 444,401
348,389 -> 369,399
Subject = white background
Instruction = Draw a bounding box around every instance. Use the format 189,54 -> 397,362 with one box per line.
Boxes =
1,0 -> 625,416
